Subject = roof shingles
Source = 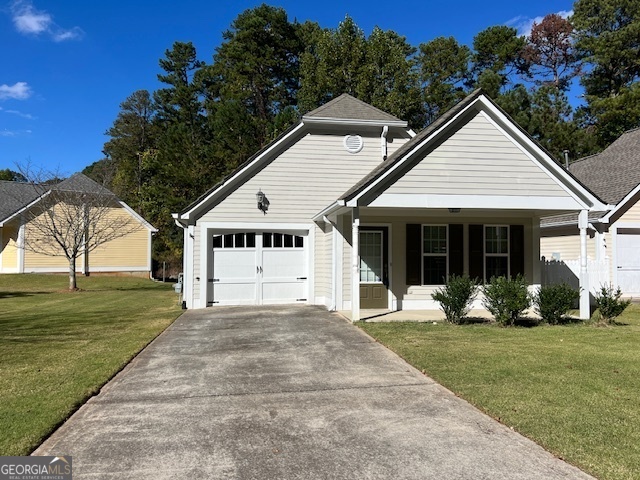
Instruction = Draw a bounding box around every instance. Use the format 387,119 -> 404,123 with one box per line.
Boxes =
568,127 -> 640,205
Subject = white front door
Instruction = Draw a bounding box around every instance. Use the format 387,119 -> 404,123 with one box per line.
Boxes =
211,231 -> 308,305
617,230 -> 640,295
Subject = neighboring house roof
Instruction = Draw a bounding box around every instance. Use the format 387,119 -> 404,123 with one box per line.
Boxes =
0,181 -> 40,224
0,172 -> 156,231
541,127 -> 640,228
568,127 -> 640,205
303,93 -> 405,125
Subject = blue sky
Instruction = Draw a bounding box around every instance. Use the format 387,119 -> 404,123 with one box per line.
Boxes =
0,0 -> 574,175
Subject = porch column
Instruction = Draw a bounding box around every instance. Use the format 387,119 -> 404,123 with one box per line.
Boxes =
351,207 -> 360,322
17,218 -> 25,274
579,210 -> 590,319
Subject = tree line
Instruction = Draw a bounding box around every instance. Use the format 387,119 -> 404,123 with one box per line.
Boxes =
83,0 -> 640,273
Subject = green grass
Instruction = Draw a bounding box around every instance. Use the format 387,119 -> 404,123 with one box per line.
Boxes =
0,274 -> 182,456
359,306 -> 640,480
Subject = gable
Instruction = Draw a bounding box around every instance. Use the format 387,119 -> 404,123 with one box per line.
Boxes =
198,129 -> 409,224
383,111 -> 570,198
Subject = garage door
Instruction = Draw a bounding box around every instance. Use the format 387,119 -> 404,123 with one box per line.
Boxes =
210,232 -> 308,305
617,229 -> 640,295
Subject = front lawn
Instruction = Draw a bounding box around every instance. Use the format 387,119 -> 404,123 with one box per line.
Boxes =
0,274 -> 182,456
359,306 -> 640,480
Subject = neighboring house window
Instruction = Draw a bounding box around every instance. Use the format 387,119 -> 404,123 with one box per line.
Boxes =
423,225 -> 448,285
485,225 -> 509,280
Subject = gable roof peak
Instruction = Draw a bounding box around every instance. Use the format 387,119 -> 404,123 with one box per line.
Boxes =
302,93 -> 407,126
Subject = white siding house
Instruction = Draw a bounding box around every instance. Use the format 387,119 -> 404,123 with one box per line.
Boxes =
174,91 -> 606,319
541,127 -> 640,297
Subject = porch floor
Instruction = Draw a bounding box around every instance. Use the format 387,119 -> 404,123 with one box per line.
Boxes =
339,308 -> 495,322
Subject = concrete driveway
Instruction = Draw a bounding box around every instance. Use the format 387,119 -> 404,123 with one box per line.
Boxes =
35,305 -> 593,479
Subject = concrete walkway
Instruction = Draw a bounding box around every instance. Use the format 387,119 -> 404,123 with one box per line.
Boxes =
35,305 -> 593,479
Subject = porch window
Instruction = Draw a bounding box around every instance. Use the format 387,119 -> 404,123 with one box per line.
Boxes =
485,225 -> 509,279
423,225 -> 447,285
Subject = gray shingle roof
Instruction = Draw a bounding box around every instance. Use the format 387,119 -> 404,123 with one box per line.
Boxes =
0,173 -> 115,223
0,181 -> 41,223
303,93 -> 403,123
568,127 -> 640,205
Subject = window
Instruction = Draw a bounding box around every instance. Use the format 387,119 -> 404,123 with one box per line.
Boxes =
423,225 -> 447,285
360,231 -> 383,283
485,225 -> 509,280
262,233 -> 304,249
212,232 -> 255,249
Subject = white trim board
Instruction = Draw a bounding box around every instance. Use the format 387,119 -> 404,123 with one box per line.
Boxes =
368,194 -> 584,210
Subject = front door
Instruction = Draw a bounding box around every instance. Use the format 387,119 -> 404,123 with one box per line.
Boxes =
359,228 -> 389,309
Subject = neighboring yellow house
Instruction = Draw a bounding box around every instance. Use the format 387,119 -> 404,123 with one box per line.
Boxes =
0,173 -> 157,277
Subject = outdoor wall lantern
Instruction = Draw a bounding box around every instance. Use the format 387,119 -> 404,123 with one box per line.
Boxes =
256,189 -> 269,214
448,208 -> 461,213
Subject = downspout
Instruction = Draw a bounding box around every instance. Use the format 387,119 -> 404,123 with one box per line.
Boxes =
381,126 -> 389,160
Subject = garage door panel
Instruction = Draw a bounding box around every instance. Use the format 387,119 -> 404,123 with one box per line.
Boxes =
617,231 -> 640,295
262,250 -> 306,279
213,250 -> 256,279
212,283 -> 256,304
211,231 -> 308,305
262,281 -> 307,303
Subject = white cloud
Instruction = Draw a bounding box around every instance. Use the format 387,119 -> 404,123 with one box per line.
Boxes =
1,107 -> 35,120
0,128 -> 32,137
506,10 -> 573,38
10,1 -> 83,41
0,82 -> 32,100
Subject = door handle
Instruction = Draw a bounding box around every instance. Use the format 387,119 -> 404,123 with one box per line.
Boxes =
257,266 -> 263,274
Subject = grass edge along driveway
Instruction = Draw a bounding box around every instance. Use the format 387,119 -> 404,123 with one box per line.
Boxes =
0,274 -> 182,456
359,306 -> 640,480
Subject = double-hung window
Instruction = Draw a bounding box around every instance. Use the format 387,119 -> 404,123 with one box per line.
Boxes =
423,225 -> 447,285
485,225 -> 509,280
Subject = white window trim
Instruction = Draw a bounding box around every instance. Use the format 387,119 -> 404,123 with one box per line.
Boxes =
422,224 -> 449,286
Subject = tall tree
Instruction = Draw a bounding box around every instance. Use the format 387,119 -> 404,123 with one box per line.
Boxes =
573,0 -> 640,145
472,26 -> 528,89
523,14 -> 581,90
102,89 -> 157,212
209,4 -> 303,143
418,36 -> 470,123
358,27 -> 423,126
299,15 -> 367,111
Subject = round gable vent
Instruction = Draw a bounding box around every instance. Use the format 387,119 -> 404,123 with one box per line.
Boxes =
344,134 -> 364,154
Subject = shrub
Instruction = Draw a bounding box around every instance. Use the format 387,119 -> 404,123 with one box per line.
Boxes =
482,275 -> 531,326
594,284 -> 631,324
431,275 -> 479,324
534,283 -> 580,325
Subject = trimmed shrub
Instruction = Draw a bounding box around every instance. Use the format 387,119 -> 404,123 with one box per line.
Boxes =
431,275 -> 479,324
534,283 -> 580,325
482,275 -> 531,326
594,284 -> 631,324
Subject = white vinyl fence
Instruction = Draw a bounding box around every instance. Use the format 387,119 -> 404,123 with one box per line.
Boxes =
541,258 -> 610,295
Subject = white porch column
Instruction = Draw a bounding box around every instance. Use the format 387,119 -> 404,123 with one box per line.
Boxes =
351,207 -> 360,322
579,210 -> 590,319
17,219 -> 25,273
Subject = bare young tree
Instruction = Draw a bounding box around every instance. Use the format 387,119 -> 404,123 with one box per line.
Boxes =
16,167 -> 142,291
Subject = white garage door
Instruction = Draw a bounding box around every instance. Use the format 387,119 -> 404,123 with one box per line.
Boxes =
617,229 -> 640,295
211,232 -> 308,305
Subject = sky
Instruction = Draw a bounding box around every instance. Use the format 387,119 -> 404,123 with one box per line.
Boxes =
0,0 -> 575,176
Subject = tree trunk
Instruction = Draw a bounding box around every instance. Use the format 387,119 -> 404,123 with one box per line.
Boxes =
68,256 -> 78,291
